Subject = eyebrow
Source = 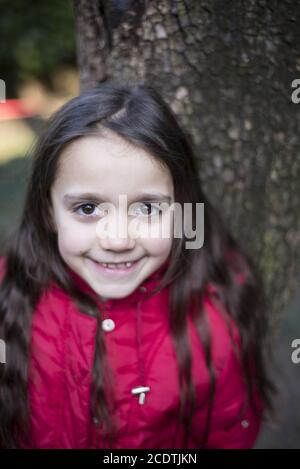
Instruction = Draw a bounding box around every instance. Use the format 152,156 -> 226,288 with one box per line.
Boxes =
62,192 -> 172,205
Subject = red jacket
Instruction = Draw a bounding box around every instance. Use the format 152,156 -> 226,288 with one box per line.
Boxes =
0,257 -> 263,448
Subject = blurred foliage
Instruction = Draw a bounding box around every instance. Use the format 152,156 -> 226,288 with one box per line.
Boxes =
0,0 -> 76,97
0,154 -> 32,252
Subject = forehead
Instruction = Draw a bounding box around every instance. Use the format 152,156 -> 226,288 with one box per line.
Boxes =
52,133 -> 173,200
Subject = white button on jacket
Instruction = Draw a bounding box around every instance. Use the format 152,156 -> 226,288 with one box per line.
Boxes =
101,318 -> 115,332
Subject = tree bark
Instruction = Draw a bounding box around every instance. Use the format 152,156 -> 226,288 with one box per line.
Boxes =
73,0 -> 300,333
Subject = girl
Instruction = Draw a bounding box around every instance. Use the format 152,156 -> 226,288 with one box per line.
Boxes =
0,82 -> 275,449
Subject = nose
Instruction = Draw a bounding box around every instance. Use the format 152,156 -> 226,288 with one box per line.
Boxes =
95,209 -> 136,251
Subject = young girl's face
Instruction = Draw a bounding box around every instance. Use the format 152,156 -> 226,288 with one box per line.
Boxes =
50,129 -> 174,300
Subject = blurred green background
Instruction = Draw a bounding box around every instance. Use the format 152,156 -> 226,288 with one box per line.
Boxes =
0,0 -> 76,97
0,0 -> 79,250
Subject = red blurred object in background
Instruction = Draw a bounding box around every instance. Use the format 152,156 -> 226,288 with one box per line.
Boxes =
0,99 -> 37,121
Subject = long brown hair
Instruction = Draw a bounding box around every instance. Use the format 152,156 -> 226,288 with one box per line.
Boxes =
0,82 -> 276,448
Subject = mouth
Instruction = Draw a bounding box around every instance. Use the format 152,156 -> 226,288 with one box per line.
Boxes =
87,257 -> 144,276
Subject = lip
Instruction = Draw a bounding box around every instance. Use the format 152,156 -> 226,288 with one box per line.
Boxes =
87,257 -> 144,277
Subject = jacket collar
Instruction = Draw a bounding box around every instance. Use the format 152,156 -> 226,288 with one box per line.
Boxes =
67,257 -> 171,310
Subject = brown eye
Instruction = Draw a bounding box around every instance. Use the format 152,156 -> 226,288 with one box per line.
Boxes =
73,202 -> 109,218
81,203 -> 95,215
73,203 -> 97,217
133,203 -> 161,217
141,203 -> 152,215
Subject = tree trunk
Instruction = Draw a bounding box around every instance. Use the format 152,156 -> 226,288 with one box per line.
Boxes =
73,0 -> 300,333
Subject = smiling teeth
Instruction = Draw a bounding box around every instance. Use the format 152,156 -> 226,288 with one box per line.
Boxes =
100,262 -> 134,269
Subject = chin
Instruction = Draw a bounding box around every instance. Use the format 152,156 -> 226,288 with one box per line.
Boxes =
98,286 -> 135,300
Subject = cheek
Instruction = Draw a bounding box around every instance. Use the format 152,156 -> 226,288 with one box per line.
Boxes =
56,219 -> 93,256
139,213 -> 174,256
142,235 -> 173,257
